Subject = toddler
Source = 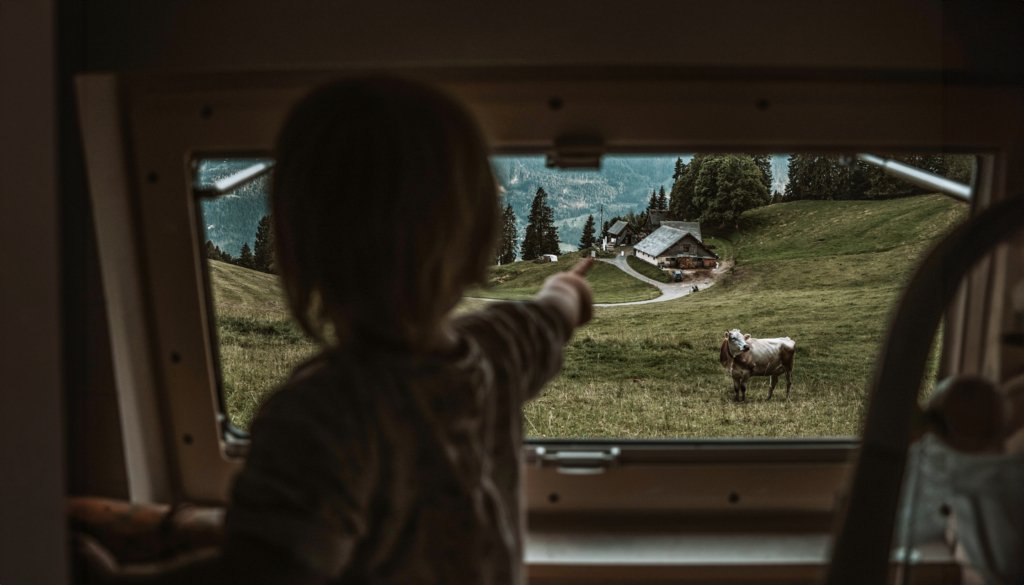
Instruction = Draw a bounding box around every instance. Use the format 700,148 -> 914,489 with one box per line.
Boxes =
82,76 -> 592,585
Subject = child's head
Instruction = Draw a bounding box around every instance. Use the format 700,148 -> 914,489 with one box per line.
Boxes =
271,77 -> 498,350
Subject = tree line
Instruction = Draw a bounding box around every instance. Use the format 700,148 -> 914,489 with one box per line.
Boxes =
496,187 -> 560,262
494,152 -> 972,263
784,154 -> 972,200
205,215 -> 275,274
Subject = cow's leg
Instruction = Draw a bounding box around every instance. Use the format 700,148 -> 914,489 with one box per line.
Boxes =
733,380 -> 740,402
784,370 -> 792,398
740,381 -> 747,402
768,375 -> 778,400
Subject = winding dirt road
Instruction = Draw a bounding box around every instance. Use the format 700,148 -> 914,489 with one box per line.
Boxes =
594,253 -> 731,307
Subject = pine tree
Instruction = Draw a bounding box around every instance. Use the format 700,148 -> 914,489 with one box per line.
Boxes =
692,154 -> 770,228
860,154 -> 968,200
578,214 -> 597,250
543,222 -> 560,256
672,157 -> 685,182
521,187 -> 559,260
253,215 -> 275,273
206,240 -> 233,263
497,203 -> 518,264
647,189 -> 659,212
668,159 -> 690,219
238,242 -> 255,269
751,154 -> 772,192
671,154 -> 706,220
786,154 -> 867,200
657,186 -> 668,210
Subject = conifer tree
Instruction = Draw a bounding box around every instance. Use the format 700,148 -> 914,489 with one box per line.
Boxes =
672,157 -> 685,182
751,154 -> 772,192
647,189 -> 659,212
253,215 -> 275,273
543,222 -> 560,256
668,159 -> 690,219
496,203 -> 518,264
578,214 -> 597,250
657,185 -> 668,210
521,187 -> 559,259
786,154 -> 863,200
670,154 -> 706,220
693,154 -> 769,228
238,242 -> 255,269
206,240 -> 233,263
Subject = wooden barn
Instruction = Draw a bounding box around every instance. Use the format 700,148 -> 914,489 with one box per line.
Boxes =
606,219 -> 633,246
633,224 -> 718,268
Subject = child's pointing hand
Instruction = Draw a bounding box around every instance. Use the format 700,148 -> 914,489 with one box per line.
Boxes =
537,258 -> 595,330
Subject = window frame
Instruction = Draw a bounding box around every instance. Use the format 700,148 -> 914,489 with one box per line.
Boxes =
77,68 -> 1021,526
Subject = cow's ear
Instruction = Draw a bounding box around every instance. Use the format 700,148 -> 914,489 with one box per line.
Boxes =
744,334 -> 751,340
723,330 -> 728,338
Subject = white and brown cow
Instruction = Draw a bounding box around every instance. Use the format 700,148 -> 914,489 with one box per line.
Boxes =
720,329 -> 795,401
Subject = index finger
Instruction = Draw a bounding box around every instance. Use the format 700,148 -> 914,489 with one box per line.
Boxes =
570,257 -> 595,277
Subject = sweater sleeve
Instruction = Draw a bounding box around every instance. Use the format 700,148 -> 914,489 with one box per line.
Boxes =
225,370 -> 378,579
450,300 -> 572,404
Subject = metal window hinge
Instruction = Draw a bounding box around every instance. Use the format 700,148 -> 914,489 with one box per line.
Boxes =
529,446 -> 621,475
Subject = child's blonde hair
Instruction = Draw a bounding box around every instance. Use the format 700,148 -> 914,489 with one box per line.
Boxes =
271,77 -> 498,349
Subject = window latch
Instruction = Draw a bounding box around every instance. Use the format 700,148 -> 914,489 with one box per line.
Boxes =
545,135 -> 605,170
529,446 -> 621,475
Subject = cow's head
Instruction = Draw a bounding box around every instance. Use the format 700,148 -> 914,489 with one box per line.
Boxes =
725,329 -> 750,354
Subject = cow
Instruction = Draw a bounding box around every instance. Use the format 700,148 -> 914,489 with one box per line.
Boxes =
720,329 -> 796,401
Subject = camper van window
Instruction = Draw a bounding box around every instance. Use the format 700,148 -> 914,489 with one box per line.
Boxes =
195,153 -> 972,437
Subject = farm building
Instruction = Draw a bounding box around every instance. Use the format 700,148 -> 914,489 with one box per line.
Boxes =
638,210 -> 667,239
661,220 -> 702,241
634,224 -> 718,269
606,219 -> 633,245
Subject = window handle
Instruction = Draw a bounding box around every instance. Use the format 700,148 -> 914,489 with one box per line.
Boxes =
530,446 -> 621,475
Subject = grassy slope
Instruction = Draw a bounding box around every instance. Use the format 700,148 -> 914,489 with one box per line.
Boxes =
525,195 -> 965,438
625,255 -> 671,283
209,195 -> 964,437
472,252 -> 660,303
207,261 -> 317,429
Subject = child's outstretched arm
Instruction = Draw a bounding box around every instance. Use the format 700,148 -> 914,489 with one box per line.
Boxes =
535,258 -> 595,332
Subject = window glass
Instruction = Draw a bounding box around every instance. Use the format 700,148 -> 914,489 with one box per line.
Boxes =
195,159 -> 316,430
195,153 -> 970,436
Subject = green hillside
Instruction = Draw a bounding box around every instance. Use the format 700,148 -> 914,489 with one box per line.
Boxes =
208,194 -> 965,436
525,194 -> 966,438
206,261 -> 317,429
472,253 -> 660,303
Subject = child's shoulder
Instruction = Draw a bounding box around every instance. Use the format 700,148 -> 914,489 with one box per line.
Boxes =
256,350 -> 371,422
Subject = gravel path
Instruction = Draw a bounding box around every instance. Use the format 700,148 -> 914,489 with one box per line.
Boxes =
594,253 -> 731,307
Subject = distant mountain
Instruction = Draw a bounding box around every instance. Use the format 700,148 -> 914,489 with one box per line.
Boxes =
197,154 -> 791,258
496,154 -> 790,248
494,155 -> 682,248
197,159 -> 271,257
199,177 -> 270,258
771,154 -> 789,194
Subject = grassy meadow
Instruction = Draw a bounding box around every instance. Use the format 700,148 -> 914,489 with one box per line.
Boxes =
207,261 -> 318,428
210,194 -> 965,436
470,255 -> 660,302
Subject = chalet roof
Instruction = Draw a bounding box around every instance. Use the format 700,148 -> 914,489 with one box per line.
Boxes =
608,220 -> 630,236
646,210 -> 667,228
636,226 -> 718,259
635,226 -> 688,257
660,221 -> 702,242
